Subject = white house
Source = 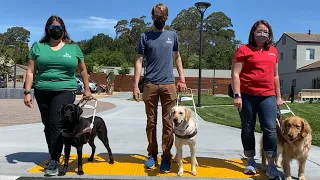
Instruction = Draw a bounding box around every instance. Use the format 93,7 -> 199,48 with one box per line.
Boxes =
276,30 -> 320,94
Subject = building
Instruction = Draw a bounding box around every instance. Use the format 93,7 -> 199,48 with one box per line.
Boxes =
276,30 -> 320,94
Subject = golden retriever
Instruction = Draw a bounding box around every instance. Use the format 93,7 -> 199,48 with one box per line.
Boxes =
260,116 -> 312,180
170,106 -> 198,177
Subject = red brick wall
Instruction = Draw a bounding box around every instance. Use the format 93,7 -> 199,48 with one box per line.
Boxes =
89,73 -> 231,95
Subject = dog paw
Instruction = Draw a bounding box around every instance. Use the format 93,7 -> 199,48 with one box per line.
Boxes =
109,159 -> 114,164
58,172 -> 66,176
77,170 -> 84,175
298,176 -> 306,180
88,157 -> 94,162
285,177 -> 293,180
191,169 -> 197,176
177,170 -> 183,177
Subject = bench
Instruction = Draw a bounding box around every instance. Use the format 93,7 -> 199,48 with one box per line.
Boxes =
298,89 -> 320,102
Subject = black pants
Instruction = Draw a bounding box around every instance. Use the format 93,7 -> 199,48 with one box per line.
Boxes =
34,88 -> 76,161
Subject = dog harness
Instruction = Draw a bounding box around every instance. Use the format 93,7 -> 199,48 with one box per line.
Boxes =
61,98 -> 97,142
61,123 -> 92,141
174,129 -> 197,139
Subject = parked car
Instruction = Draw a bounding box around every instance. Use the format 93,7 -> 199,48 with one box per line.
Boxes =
76,76 -> 97,93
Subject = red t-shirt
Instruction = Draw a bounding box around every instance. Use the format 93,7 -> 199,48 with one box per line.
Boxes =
233,44 -> 278,96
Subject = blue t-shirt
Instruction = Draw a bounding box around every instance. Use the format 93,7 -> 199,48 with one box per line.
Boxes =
138,30 -> 179,84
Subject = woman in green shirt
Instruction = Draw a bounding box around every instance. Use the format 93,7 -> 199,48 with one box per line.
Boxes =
23,15 -> 93,176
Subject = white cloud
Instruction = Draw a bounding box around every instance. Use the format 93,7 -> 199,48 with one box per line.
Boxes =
69,16 -> 118,30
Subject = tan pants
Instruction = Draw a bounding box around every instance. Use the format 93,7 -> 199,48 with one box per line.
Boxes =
143,82 -> 177,159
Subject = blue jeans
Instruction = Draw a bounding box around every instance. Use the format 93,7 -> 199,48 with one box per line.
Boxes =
239,93 -> 277,158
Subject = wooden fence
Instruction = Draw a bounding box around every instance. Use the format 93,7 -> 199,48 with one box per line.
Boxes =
89,73 -> 231,95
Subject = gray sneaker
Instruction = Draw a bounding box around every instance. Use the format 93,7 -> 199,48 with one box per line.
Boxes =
266,164 -> 281,179
244,158 -> 256,175
44,160 -> 59,176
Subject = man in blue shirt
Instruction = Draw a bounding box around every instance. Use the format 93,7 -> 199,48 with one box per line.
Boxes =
133,3 -> 187,174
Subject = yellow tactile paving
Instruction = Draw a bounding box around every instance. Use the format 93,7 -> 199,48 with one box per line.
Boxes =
28,154 -> 266,178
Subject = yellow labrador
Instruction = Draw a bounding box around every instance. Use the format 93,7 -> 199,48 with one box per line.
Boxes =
171,106 -> 198,176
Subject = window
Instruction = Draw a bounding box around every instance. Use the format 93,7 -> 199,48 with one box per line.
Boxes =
312,78 -> 320,89
292,79 -> 296,87
282,36 -> 286,45
306,48 -> 315,60
280,53 -> 283,60
280,80 -> 283,86
292,49 -> 296,60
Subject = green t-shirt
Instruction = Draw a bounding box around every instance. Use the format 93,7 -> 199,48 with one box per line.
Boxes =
28,42 -> 84,91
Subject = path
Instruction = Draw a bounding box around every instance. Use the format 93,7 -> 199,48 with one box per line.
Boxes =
0,92 -> 320,180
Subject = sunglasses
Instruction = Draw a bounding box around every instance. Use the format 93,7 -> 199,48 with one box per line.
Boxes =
49,25 -> 63,30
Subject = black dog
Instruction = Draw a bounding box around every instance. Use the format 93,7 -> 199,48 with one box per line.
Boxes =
57,103 -> 114,176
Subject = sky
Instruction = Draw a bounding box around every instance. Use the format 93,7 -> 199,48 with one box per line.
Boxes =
1,0 -> 320,48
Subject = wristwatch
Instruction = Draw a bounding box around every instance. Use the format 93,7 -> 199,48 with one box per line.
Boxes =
234,93 -> 241,99
24,90 -> 31,95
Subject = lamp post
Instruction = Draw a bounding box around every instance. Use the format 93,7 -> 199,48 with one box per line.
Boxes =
195,2 -> 211,107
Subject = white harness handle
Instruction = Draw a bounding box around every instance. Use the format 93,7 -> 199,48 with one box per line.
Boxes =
176,88 -> 199,127
78,99 -> 98,129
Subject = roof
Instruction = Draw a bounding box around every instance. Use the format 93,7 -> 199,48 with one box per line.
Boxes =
284,32 -> 320,43
297,60 -> 320,72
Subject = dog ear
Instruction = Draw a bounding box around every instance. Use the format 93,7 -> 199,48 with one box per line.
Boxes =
184,107 -> 191,121
76,105 -> 83,117
282,117 -> 289,133
57,103 -> 67,117
301,118 -> 311,138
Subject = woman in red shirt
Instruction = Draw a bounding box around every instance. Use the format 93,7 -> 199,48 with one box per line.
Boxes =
231,20 -> 283,179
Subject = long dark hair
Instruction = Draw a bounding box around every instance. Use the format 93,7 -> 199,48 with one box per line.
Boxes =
248,20 -> 274,49
40,15 -> 73,43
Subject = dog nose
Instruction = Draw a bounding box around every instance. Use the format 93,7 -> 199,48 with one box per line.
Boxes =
288,134 -> 293,138
173,118 -> 178,122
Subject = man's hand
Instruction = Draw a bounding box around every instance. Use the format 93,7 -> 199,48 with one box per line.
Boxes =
177,80 -> 187,92
133,87 -> 140,102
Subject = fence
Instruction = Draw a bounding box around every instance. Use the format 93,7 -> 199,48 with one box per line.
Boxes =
89,73 -> 231,95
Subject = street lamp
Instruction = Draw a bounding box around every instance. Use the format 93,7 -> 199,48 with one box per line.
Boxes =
195,1 -> 211,107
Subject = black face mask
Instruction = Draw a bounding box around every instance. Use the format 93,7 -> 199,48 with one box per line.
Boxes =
49,28 -> 63,40
154,18 -> 166,30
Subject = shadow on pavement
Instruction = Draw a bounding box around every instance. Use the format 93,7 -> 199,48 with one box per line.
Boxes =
5,152 -> 50,166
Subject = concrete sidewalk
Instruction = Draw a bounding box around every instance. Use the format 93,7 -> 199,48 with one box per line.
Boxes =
0,92 -> 320,180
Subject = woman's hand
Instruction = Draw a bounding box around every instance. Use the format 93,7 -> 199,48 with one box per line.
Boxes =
276,97 -> 284,106
83,89 -> 95,100
233,97 -> 242,112
24,94 -> 33,108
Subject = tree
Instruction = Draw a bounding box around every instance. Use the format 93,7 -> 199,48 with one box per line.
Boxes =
0,56 -> 14,76
1,27 -> 31,65
118,62 -> 131,75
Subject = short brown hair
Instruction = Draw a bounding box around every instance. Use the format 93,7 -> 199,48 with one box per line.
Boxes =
151,3 -> 168,20
248,20 -> 274,49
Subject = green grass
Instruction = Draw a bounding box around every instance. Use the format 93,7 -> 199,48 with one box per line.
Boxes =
127,93 -> 320,146
178,94 -> 233,106
197,103 -> 320,146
